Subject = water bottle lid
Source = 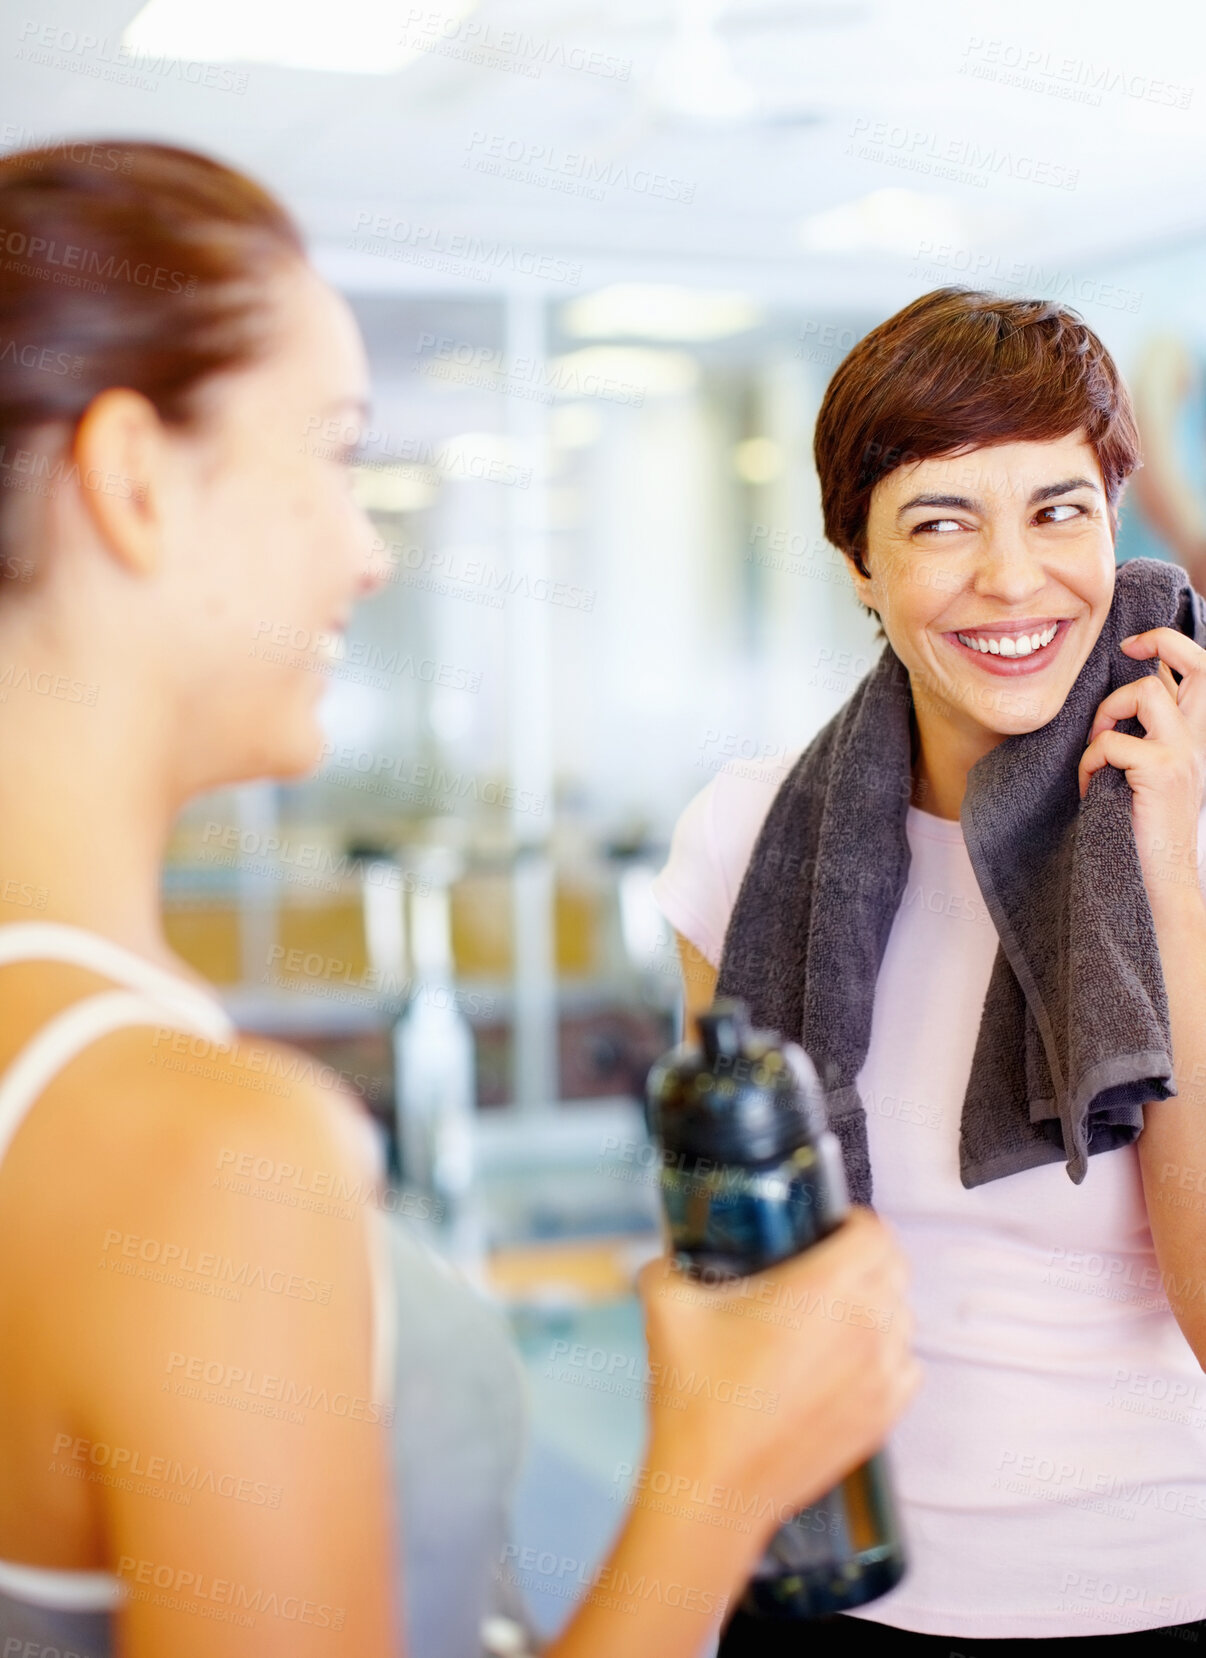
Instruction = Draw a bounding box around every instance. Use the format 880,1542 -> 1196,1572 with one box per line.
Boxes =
647,999 -> 828,1165
697,1004 -> 744,1065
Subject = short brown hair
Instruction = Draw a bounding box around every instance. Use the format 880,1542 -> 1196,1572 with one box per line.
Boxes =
814,287 -> 1141,585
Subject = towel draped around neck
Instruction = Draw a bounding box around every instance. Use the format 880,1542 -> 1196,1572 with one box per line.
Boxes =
715,558 -> 1206,1204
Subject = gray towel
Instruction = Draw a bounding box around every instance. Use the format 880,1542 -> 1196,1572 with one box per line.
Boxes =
716,557 -> 1206,1204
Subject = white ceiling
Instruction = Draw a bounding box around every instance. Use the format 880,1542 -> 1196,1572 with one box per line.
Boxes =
6,0 -> 1206,311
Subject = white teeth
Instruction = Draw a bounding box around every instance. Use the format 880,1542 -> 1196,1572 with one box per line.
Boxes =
956,622 -> 1059,658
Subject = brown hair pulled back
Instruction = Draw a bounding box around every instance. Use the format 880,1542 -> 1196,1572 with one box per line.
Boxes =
0,139 -> 304,563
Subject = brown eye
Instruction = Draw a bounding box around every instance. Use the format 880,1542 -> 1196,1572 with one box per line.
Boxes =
1037,503 -> 1082,524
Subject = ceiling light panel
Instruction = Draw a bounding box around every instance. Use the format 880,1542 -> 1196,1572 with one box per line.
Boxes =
123,0 -> 477,74
563,284 -> 761,341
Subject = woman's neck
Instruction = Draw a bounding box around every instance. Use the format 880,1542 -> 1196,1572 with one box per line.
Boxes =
0,639 -> 182,972
909,706 -> 1004,822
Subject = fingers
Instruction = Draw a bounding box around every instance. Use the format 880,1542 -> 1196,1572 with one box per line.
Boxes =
1078,728 -> 1150,796
1121,627 -> 1206,682
746,1214 -> 914,1361
637,1213 -> 921,1517
1087,673 -> 1182,744
783,1310 -> 920,1497
635,1254 -> 669,1299
653,1207 -> 905,1286
637,1212 -> 916,1362
1158,659 -> 1180,696
747,1212 -> 907,1324
635,1252 -> 685,1314
783,1208 -> 908,1301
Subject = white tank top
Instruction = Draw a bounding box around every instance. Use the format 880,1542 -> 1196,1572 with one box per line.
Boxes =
0,920 -> 396,1635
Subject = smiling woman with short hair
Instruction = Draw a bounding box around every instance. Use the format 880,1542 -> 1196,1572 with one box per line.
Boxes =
655,288 -> 1206,1654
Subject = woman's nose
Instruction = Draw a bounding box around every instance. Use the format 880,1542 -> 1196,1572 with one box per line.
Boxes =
972,528 -> 1047,601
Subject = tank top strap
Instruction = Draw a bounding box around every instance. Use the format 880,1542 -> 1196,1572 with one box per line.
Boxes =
0,987 -> 231,1173
0,1557 -> 124,1613
0,921 -> 231,1033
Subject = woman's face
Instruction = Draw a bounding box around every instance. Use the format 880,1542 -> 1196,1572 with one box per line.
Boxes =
853,432 -> 1117,742
158,261 -> 386,791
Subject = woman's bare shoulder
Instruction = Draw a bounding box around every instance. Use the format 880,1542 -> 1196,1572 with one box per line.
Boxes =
0,1019 -> 383,1357
44,1019 -> 373,1185
0,1018 -> 394,1634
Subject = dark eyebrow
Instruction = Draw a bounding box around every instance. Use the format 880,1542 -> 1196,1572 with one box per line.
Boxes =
897,492 -> 977,520
1028,476 -> 1098,505
897,476 -> 1100,522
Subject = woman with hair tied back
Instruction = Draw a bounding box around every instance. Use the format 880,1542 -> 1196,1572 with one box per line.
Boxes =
656,287 -> 1206,1654
0,142 -> 919,1658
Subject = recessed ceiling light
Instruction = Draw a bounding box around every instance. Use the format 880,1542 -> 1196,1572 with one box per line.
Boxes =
549,347 -> 701,401
734,437 -> 783,484
562,284 -> 760,342
551,404 -> 603,449
437,432 -> 515,483
353,466 -> 437,514
123,0 -> 477,74
797,190 -> 967,256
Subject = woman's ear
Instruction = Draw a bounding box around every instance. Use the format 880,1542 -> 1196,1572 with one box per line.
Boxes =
844,547 -> 888,644
847,545 -> 873,603
69,388 -> 166,578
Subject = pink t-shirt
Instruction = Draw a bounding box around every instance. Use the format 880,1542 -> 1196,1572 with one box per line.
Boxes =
651,754 -> 1206,1639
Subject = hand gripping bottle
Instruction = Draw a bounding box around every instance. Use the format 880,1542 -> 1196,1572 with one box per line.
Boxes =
645,998 -> 908,1618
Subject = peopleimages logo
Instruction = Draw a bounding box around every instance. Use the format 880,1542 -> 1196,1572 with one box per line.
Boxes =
0,663 -> 99,705
317,740 -> 548,818
547,1339 -> 779,1414
911,243 -> 1143,314
303,413 -> 534,488
381,536 -> 598,611
15,21 -> 249,95
416,331 -> 645,409
960,38 -> 1194,109
0,126 -> 134,172
49,1432 -> 283,1508
348,210 -> 581,287
398,9 -> 632,81
166,1350 -> 395,1427
0,334 -> 81,376
463,131 -> 697,204
495,1543 -> 726,1618
99,1228 -> 333,1305
116,1556 -> 343,1628
0,229 -> 195,293
846,117 -> 1078,192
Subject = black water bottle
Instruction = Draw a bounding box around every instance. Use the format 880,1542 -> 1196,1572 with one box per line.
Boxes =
645,998 -> 907,1619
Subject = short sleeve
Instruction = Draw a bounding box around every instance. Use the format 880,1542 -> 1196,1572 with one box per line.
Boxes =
651,754 -> 799,969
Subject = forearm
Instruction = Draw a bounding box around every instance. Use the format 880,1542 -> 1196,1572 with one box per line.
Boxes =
1139,883 -> 1206,1363
544,1429 -> 766,1658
